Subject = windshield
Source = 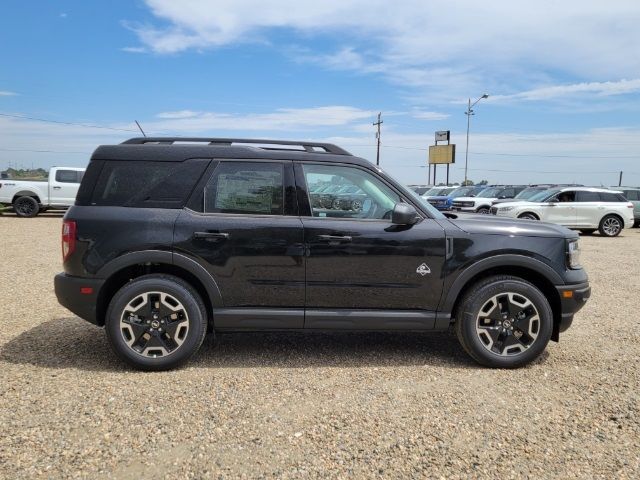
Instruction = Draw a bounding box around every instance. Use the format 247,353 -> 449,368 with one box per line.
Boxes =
528,188 -> 561,202
477,187 -> 503,198
422,187 -> 444,196
515,187 -> 546,199
449,186 -> 475,198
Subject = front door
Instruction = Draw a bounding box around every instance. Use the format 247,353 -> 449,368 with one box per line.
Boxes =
297,162 -> 446,328
51,169 -> 82,206
542,190 -> 577,226
173,160 -> 305,328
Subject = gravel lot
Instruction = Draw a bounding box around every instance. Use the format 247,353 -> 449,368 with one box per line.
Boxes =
1,214 -> 639,479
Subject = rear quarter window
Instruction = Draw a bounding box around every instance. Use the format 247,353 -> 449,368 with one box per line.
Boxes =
599,192 -> 626,202
87,159 -> 209,208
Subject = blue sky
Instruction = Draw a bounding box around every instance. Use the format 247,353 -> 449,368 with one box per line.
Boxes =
1,0 -> 640,185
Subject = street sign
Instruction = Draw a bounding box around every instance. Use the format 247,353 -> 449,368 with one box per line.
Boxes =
429,144 -> 456,164
435,130 -> 450,142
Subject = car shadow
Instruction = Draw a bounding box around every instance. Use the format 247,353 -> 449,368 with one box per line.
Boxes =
0,211 -> 65,218
1,317 -> 476,372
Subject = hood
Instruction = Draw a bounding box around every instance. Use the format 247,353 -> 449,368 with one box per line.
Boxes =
449,214 -> 576,239
426,195 -> 450,201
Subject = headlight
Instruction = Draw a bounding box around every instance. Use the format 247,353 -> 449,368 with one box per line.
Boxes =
499,206 -> 514,212
567,239 -> 581,269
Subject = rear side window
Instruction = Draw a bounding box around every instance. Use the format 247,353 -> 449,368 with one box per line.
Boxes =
89,159 -> 209,208
599,192 -> 626,202
576,191 -> 600,202
203,162 -> 284,215
55,170 -> 81,183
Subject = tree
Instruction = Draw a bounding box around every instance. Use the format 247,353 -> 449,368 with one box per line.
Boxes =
478,179 -> 488,185
461,179 -> 474,186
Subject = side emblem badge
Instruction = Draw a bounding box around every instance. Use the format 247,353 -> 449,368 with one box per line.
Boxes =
416,263 -> 431,276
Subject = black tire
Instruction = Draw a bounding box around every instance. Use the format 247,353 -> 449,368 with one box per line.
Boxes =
518,212 -> 539,220
580,229 -> 596,235
598,215 -> 623,237
476,206 -> 491,214
105,274 -> 208,371
13,196 -> 40,218
455,275 -> 553,368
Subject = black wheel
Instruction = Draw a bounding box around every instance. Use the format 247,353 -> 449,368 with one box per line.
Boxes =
13,196 -> 40,218
476,206 -> 490,214
105,274 -> 208,371
518,213 -> 538,220
580,229 -> 596,235
598,215 -> 623,237
455,275 -> 553,368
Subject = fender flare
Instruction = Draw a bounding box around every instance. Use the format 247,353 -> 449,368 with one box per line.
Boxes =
96,250 -> 223,308
438,254 -> 564,314
13,191 -> 41,202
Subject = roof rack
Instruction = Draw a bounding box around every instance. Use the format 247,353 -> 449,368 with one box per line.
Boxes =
121,137 -> 352,155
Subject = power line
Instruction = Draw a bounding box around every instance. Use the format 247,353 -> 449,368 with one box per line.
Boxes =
0,112 -> 137,132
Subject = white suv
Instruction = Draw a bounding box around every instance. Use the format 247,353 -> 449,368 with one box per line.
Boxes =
492,187 -> 634,236
452,185 -> 526,214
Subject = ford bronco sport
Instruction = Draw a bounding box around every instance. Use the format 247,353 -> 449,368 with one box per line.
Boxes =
55,138 -> 590,371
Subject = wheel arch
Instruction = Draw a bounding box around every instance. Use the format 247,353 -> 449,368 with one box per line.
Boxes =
12,191 -> 41,204
95,251 -> 222,327
518,211 -> 540,220
600,212 -> 625,228
441,256 -> 564,341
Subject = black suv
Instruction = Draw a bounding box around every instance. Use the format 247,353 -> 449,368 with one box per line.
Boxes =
55,138 -> 590,371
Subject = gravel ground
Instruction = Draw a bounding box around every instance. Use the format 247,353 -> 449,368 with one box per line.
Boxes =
1,214 -> 639,479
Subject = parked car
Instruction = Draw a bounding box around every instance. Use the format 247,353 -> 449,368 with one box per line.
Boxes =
492,187 -> 634,237
491,184 -> 583,207
610,187 -> 640,227
426,185 -> 488,211
452,185 -> 527,214
55,137 -> 590,371
0,167 -> 86,217
408,185 -> 433,195
421,185 -> 459,201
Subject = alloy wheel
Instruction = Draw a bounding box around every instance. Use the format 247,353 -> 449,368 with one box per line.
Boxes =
602,217 -> 621,236
475,292 -> 540,356
119,291 -> 189,358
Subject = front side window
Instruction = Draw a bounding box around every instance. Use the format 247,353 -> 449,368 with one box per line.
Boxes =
204,162 -> 284,215
303,164 -> 400,220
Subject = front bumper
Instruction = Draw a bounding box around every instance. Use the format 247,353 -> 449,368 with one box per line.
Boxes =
554,281 -> 591,334
54,273 -> 105,325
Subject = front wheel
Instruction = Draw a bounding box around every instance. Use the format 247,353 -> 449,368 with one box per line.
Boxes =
598,215 -> 623,237
13,196 -> 40,217
518,213 -> 538,220
476,206 -> 491,214
105,274 -> 208,371
455,275 -> 553,368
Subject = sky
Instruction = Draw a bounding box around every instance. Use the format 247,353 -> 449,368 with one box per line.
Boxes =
1,0 -> 640,186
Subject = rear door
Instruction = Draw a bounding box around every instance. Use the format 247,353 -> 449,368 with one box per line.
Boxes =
575,191 -> 601,227
296,162 -> 446,329
173,160 -> 305,328
50,169 -> 82,206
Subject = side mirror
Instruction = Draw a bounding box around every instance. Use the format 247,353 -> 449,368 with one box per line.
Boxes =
392,202 -> 418,225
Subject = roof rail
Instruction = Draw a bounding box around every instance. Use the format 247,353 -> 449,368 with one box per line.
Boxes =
120,137 -> 352,155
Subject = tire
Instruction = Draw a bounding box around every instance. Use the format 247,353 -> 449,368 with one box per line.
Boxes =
351,199 -> 363,212
13,196 -> 40,218
105,274 -> 208,371
455,275 -> 553,368
580,229 -> 596,235
476,206 -> 490,214
598,215 -> 623,237
518,213 -> 539,220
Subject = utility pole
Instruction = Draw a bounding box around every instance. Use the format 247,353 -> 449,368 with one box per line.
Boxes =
373,112 -> 383,166
619,171 -> 623,186
464,94 -> 489,184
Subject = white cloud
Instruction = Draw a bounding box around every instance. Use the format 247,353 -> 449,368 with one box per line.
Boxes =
150,106 -> 376,132
121,46 -> 147,54
490,79 -> 640,102
0,91 -> 18,96
127,1 -> 640,101
411,110 -> 450,121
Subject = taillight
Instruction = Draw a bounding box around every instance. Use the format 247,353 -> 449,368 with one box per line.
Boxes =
62,220 -> 77,262
628,202 -> 634,208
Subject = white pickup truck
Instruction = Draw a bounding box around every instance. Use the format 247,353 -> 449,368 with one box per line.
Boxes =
0,167 -> 86,217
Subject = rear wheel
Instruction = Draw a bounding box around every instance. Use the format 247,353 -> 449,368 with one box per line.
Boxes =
476,206 -> 491,214
598,215 -> 623,237
455,275 -> 553,368
13,196 -> 39,217
105,274 -> 207,371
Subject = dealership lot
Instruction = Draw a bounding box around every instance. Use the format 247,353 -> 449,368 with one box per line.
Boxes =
1,215 -> 639,478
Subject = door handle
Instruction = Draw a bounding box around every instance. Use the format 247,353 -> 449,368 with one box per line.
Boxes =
53,186 -> 61,190
317,234 -> 352,243
193,231 -> 230,240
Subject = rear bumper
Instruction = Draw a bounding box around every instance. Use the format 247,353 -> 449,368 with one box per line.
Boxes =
555,281 -> 591,333
54,273 -> 104,325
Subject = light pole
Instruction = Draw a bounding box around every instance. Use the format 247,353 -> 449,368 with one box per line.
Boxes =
464,93 -> 489,184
